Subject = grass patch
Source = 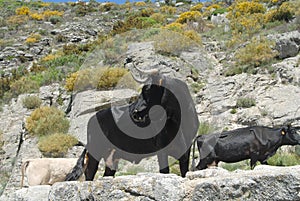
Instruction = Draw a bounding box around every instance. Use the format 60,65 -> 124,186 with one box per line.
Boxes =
221,160 -> 251,171
236,97 -> 256,108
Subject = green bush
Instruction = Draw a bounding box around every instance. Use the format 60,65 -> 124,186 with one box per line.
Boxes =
267,152 -> 300,166
26,106 -> 70,137
22,95 -> 42,109
236,97 -> 256,108
38,133 -> 78,157
49,15 -> 62,24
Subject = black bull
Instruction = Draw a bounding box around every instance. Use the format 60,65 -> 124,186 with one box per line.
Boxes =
66,75 -> 199,181
194,126 -> 300,170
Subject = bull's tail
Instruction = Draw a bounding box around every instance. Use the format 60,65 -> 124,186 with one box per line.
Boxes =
65,148 -> 88,181
191,136 -> 198,171
20,160 -> 30,187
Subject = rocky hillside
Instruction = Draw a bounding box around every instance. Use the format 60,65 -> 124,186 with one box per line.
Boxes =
0,0 -> 300,200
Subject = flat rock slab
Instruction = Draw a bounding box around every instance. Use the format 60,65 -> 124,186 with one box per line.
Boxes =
2,165 -> 299,201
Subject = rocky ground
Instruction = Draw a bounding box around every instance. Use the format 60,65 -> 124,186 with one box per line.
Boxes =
0,1 -> 300,200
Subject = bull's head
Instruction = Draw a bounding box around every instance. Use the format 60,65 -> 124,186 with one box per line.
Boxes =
130,64 -> 165,124
282,125 -> 300,145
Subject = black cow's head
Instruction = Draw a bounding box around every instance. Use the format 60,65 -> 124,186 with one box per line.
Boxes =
130,75 -> 165,124
281,125 -> 300,145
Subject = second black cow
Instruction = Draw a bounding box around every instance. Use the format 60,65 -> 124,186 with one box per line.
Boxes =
194,125 -> 300,170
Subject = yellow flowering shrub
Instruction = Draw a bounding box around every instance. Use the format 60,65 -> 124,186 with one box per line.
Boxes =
6,15 -> 29,27
176,11 -> 202,24
164,22 -> 185,32
42,10 -> 64,19
65,67 -> 130,92
265,2 -> 294,22
190,3 -> 203,12
227,1 -> 266,20
25,33 -> 41,44
235,37 -> 277,67
30,13 -> 44,21
41,53 -> 62,62
183,30 -> 202,44
16,6 -> 30,15
135,2 -> 147,7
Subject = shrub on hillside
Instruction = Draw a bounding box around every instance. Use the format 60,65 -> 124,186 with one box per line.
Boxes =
6,15 -> 29,29
97,67 -> 129,90
38,133 -> 78,157
135,2 -> 147,7
160,6 -> 176,15
15,6 -> 30,15
30,12 -> 44,21
152,30 -> 199,56
10,77 -> 39,96
234,37 -> 277,68
65,69 -> 95,92
42,10 -> 64,19
227,1 -> 266,19
265,2 -> 294,22
99,2 -> 117,12
65,67 -> 132,92
190,3 -> 203,12
236,97 -> 256,108
22,95 -> 42,109
25,33 -> 41,44
176,11 -> 202,24
26,106 -> 70,137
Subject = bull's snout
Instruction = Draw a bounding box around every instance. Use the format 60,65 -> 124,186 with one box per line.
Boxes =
131,109 -> 148,123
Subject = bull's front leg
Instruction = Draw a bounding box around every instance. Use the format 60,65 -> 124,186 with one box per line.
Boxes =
179,148 -> 190,177
157,152 -> 169,174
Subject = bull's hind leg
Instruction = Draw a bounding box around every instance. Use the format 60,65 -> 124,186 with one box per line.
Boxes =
103,166 -> 116,176
179,148 -> 190,177
85,152 -> 99,181
157,153 -> 169,174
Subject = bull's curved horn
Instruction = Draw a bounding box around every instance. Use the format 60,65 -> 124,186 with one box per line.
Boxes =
131,62 -> 160,83
132,62 -> 160,75
131,72 -> 149,83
